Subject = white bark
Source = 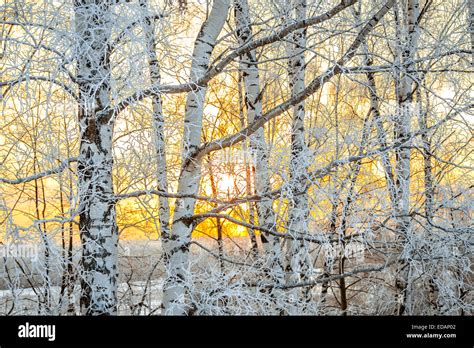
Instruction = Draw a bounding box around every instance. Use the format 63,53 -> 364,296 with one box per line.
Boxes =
393,0 -> 420,316
75,0 -> 118,315
359,41 -> 397,206
234,0 -> 284,287
237,70 -> 259,258
416,85 -> 439,313
284,0 -> 312,311
139,0 -> 171,242
469,0 -> 474,65
162,0 -> 231,315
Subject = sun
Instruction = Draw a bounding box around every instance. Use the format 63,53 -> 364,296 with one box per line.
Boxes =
217,174 -> 234,194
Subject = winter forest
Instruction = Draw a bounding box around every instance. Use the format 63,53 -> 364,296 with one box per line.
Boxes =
0,0 -> 472,316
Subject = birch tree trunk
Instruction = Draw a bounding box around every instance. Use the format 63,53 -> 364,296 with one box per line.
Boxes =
237,70 -> 259,258
284,0 -> 312,311
75,0 -> 118,315
207,154 -> 225,273
360,41 -> 397,207
336,96 -> 373,316
415,84 -> 439,313
469,0 -> 474,65
139,0 -> 171,245
234,0 -> 284,286
162,0 -> 231,315
393,0 -> 420,316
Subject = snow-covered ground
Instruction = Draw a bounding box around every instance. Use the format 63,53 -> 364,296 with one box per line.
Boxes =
0,279 -> 164,315
2,237 -> 447,315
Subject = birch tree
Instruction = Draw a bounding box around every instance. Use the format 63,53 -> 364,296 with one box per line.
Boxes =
139,0 -> 170,248
74,0 -> 118,315
392,0 -> 420,316
0,0 -> 471,316
234,0 -> 284,292
162,0 -> 231,315
284,0 -> 313,310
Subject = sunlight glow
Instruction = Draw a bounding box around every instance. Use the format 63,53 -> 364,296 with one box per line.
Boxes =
217,173 -> 234,194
